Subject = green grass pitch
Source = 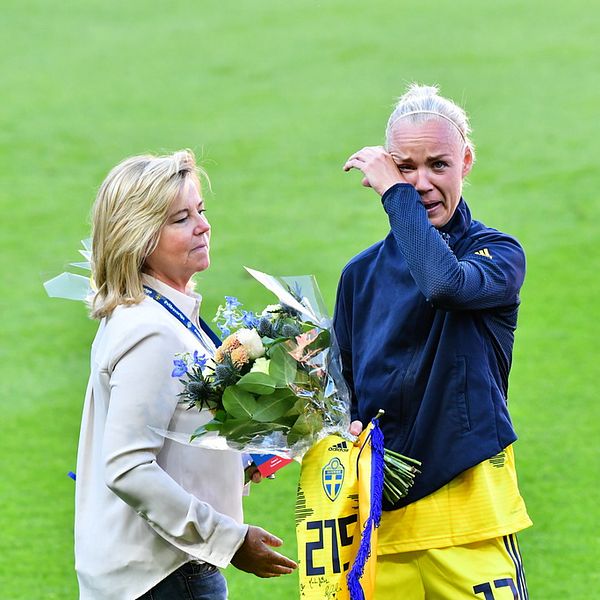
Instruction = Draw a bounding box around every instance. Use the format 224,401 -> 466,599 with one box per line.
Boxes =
1,1 -> 599,598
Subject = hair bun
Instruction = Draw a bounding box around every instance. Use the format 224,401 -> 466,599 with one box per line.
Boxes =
403,83 -> 440,100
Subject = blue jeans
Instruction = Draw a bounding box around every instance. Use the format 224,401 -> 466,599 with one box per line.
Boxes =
137,562 -> 228,600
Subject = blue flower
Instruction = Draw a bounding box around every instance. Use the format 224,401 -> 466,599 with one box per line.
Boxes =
171,358 -> 188,377
193,351 -> 208,369
225,296 -> 241,309
241,311 -> 259,328
223,310 -> 238,328
217,322 -> 231,337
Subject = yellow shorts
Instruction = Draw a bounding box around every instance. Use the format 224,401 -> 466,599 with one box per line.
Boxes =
375,534 -> 528,599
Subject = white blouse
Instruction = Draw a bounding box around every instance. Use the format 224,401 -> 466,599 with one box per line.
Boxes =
74,275 -> 247,599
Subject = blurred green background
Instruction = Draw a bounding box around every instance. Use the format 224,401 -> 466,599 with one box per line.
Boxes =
1,0 -> 598,598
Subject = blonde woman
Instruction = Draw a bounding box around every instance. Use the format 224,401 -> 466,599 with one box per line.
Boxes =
336,85 -> 531,598
74,150 -> 296,600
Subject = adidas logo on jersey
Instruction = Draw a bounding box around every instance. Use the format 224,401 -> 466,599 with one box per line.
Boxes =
328,441 -> 349,452
474,248 -> 493,259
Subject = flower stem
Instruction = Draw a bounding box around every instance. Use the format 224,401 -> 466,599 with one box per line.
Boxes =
382,448 -> 421,505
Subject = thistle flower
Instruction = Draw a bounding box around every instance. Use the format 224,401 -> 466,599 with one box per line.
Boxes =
213,358 -> 241,388
187,380 -> 212,403
280,303 -> 302,319
280,323 -> 302,338
256,316 -> 276,338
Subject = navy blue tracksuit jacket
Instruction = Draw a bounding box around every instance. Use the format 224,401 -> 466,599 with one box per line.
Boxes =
333,183 -> 526,510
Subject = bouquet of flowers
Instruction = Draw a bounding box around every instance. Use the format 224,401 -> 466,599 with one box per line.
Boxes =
172,268 -> 351,460
171,268 -> 420,504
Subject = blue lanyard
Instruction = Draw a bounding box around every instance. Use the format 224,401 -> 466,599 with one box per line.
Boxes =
143,285 -> 222,347
143,285 -> 207,344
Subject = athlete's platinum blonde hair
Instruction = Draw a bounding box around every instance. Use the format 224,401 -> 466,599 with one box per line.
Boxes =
385,83 -> 475,161
90,149 -> 206,319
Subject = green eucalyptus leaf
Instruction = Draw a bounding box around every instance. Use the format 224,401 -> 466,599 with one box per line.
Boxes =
286,412 -> 321,446
273,415 -> 299,428
191,418 -> 223,438
236,372 -> 278,395
203,422 -> 222,431
291,410 -> 322,436
253,389 -> 296,422
286,429 -> 304,447
214,409 -> 227,422
222,386 -> 258,419
218,419 -> 290,445
285,397 -> 306,417
191,426 -> 208,440
268,344 -> 297,385
216,419 -> 262,444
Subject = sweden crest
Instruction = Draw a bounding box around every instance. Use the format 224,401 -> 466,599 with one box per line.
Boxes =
322,457 -> 345,501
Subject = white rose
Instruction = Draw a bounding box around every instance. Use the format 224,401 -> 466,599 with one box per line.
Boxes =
235,328 -> 265,359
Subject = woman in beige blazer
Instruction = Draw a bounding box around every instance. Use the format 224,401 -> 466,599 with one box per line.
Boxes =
74,150 -> 297,600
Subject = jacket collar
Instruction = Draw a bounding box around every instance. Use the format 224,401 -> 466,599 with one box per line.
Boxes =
438,198 -> 471,248
141,273 -> 202,324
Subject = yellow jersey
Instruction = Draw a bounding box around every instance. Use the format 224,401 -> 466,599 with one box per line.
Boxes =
377,445 -> 532,554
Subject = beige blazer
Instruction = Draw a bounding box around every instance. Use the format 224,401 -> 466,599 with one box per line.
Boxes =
74,275 -> 247,599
